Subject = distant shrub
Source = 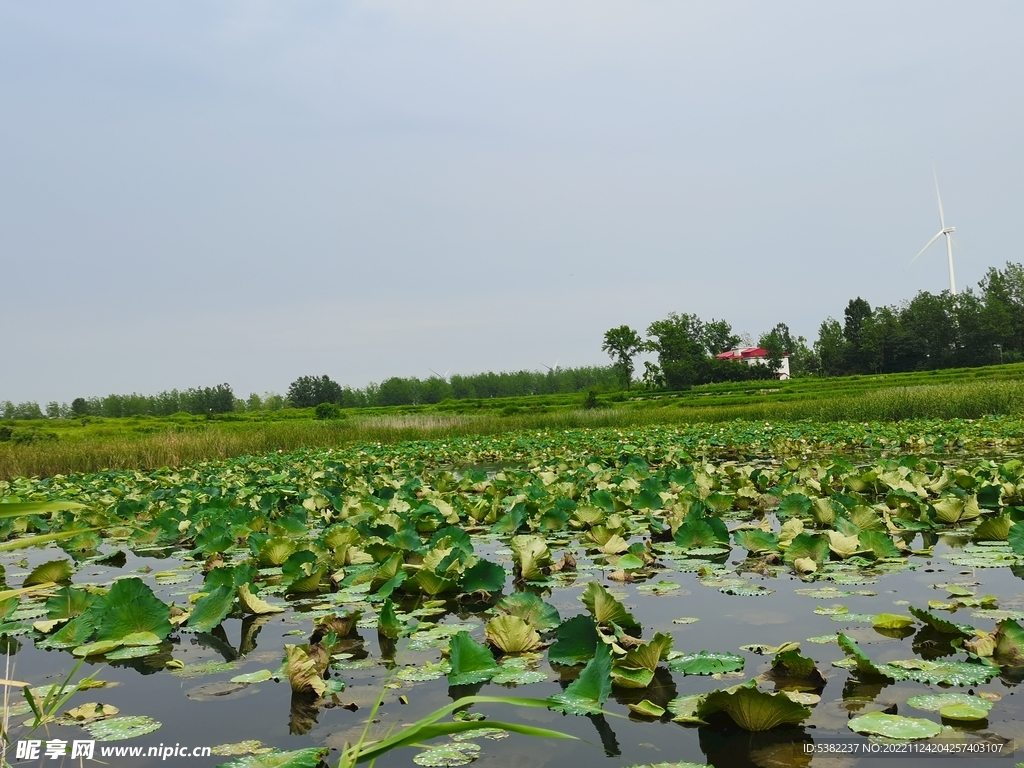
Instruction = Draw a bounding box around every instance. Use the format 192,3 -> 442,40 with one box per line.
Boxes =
583,390 -> 600,410
11,428 -> 58,446
315,403 -> 342,420
0,426 -> 11,442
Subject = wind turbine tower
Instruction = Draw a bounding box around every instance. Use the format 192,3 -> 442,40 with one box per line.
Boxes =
909,172 -> 957,294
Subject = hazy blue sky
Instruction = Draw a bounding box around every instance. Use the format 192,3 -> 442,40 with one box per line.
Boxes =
3,2 -> 1023,404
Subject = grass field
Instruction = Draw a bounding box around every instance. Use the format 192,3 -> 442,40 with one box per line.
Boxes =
3,362 -> 1024,480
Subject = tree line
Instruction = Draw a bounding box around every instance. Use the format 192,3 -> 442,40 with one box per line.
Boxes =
601,262 -> 1024,389
1,366 -> 619,420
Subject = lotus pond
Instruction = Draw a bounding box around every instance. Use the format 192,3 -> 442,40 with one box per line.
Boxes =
5,421 -> 1024,768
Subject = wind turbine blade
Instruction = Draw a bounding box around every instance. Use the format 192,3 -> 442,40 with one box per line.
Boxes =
934,168 -> 946,228
909,231 -> 944,267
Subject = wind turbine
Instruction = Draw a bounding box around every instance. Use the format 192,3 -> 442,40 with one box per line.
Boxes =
908,171 -> 957,294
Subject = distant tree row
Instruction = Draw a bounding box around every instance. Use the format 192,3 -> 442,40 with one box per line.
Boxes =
2,384 -> 238,420
602,262 -> 1024,388
2,366 -> 620,420
285,366 -> 619,408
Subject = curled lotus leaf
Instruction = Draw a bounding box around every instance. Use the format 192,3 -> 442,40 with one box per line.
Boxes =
484,614 -> 541,654
696,682 -> 811,731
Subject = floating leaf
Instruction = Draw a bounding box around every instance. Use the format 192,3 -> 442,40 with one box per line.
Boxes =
872,613 -> 914,629
64,703 -> 119,723
906,693 -> 992,721
668,651 -> 744,676
413,741 -> 480,767
847,711 -> 942,740
83,715 -> 162,741
218,747 -> 328,768
230,669 -> 274,684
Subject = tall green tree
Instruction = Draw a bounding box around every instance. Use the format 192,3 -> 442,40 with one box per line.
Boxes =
601,325 -> 645,390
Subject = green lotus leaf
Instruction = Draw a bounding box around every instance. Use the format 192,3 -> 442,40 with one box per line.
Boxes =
885,658 -> 998,685
627,699 -> 666,718
548,642 -> 611,715
105,645 -> 161,660
778,493 -> 812,518
258,537 -> 298,567
696,682 -> 811,730
413,568 -> 457,596
217,747 -> 329,768
872,613 -> 915,629
495,592 -> 560,632
448,631 -> 499,686
611,666 -> 655,688
23,559 -> 74,587
44,613 -> 97,649
0,500 -> 86,517
186,585 -> 235,633
548,615 -> 599,666
666,694 -> 707,725
858,530 -> 902,559
906,693 -> 992,719
460,559 -> 506,594
673,514 -> 729,550
908,606 -> 973,637
94,578 -> 172,643
229,669 -> 274,684
974,515 -> 1012,542
485,614 -> 541,654
836,633 -> 894,679
73,639 -> 124,657
510,535 -> 552,581
581,581 -> 639,630
770,648 -> 824,688
377,598 -> 403,640
619,632 -> 673,672
282,551 -> 326,593
45,586 -> 96,621
847,711 -> 942,740
83,715 -> 162,741
783,533 -> 829,566
811,497 -> 839,526
413,741 -> 480,767
668,650 -> 744,676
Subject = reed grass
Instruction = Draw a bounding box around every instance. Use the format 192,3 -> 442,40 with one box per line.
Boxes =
3,379 -> 1024,480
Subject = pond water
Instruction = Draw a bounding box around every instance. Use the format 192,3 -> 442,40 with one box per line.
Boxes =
4,528 -> 1023,768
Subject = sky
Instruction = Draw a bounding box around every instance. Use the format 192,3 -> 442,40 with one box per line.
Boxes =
3,2 -> 1023,405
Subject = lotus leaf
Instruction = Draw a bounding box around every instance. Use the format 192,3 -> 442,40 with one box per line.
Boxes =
187,585 -> 235,633
23,559 -> 74,587
218,747 -> 329,768
237,583 -> 284,615
872,613 -> 914,629
510,535 -> 551,581
413,741 -> 480,767
485,614 -> 540,654
548,615 -> 599,666
581,581 -> 639,630
847,711 -> 941,740
83,715 -> 162,741
696,682 -> 811,730
94,578 -> 172,643
668,651 -> 744,676
448,632 -> 499,686
460,559 -> 506,594
495,592 -> 560,631
548,642 -> 611,715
